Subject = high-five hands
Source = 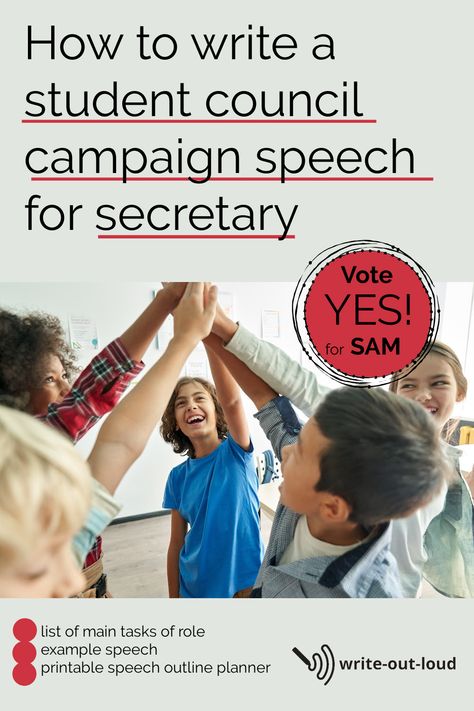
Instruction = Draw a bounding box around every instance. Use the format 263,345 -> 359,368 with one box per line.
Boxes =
161,282 -> 188,310
173,282 -> 218,346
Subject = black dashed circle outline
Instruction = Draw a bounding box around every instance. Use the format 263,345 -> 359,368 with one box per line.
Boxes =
292,240 -> 440,388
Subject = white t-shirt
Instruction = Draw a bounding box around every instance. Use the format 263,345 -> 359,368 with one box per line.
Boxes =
279,515 -> 367,565
390,482 -> 448,597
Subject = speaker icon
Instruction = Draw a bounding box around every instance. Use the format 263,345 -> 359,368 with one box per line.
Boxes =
292,644 -> 335,686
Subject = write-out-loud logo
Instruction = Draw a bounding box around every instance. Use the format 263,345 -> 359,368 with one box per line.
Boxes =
293,644 -> 335,685
292,644 -> 457,686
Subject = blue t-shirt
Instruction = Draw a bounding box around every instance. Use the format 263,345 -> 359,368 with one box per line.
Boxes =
163,435 -> 264,597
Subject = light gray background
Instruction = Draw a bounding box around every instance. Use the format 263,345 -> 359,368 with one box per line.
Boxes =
2,0 -> 472,280
1,1 -> 473,707
1,600 -> 471,710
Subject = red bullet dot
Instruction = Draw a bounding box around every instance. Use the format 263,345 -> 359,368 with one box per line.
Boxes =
13,618 -> 37,641
13,641 -> 36,664
12,663 -> 37,686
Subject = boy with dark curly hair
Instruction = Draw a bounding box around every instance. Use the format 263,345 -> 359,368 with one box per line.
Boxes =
160,335 -> 264,598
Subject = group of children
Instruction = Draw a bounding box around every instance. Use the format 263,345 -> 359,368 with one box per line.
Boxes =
0,283 -> 473,598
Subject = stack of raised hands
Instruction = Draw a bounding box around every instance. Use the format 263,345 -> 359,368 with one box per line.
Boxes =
89,283 -> 217,494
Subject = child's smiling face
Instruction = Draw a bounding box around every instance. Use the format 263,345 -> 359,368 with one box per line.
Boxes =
174,381 -> 218,443
395,353 -> 462,431
27,353 -> 71,415
0,534 -> 85,598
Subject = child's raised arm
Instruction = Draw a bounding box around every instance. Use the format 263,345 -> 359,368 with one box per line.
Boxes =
207,307 -> 303,463
88,283 -> 217,494
119,283 -> 187,361
203,334 -> 250,450
212,302 -> 327,417
35,284 -> 188,444
203,324 -> 277,412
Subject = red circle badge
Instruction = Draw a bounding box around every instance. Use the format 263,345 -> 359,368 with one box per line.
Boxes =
293,241 -> 439,386
12,618 -> 37,642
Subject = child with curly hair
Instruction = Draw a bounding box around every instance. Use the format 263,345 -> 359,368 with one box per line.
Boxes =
160,334 -> 264,598
0,284 -> 185,439
0,283 -> 217,597
0,283 -> 186,595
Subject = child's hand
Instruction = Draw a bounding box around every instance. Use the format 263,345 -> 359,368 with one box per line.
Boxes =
173,283 -> 217,345
161,282 -> 188,309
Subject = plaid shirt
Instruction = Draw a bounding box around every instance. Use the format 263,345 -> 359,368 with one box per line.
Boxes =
38,337 -> 143,567
38,337 -> 143,444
